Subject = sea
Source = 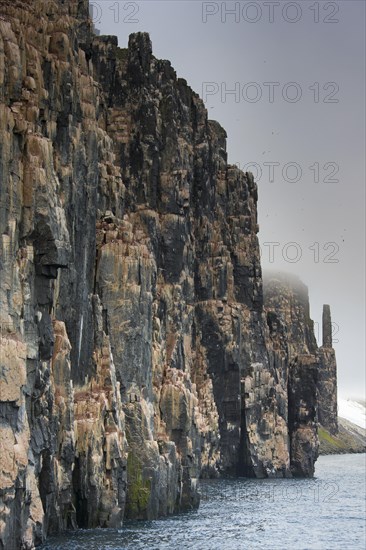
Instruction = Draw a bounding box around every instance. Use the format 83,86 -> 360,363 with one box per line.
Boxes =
41,453 -> 366,550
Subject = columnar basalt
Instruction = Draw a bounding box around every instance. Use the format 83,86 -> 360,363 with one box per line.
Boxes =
0,1 -> 338,548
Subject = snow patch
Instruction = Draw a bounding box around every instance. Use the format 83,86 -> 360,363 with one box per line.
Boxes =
338,398 -> 366,430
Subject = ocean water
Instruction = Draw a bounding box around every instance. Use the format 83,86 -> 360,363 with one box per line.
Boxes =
41,454 -> 366,550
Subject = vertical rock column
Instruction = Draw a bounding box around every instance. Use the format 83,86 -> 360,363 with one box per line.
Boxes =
317,305 -> 338,434
322,305 -> 332,348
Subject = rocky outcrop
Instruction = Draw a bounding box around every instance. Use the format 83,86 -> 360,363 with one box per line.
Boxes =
0,1 -> 338,548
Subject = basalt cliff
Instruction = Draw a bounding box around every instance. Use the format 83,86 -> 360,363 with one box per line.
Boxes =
0,1 -> 338,548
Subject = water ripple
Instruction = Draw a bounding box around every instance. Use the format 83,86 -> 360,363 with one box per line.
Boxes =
41,454 -> 366,550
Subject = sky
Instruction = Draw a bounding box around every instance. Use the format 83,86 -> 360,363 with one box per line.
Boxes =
91,0 -> 365,400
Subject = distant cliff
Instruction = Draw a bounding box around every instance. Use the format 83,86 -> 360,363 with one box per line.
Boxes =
0,1 -> 338,548
263,275 -> 340,462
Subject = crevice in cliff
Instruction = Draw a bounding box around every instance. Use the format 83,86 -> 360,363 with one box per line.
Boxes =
237,380 -> 255,477
38,449 -> 51,516
72,457 -> 88,528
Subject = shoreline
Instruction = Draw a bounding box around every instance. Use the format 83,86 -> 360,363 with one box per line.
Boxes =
318,420 -> 366,456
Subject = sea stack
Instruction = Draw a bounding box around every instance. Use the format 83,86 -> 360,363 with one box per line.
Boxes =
318,305 -> 338,434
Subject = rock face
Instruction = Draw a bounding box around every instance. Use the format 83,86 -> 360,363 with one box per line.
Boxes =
0,1 -> 338,548
263,275 -> 341,475
263,274 -> 320,477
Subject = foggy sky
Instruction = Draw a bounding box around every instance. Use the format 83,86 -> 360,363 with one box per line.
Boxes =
93,0 -> 365,399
